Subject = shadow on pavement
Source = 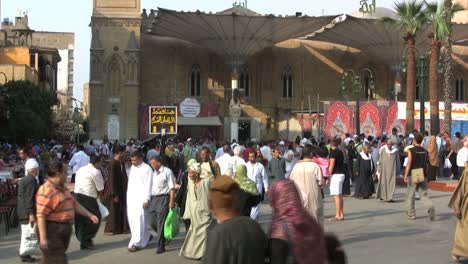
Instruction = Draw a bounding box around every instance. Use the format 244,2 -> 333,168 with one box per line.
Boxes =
342,228 -> 429,244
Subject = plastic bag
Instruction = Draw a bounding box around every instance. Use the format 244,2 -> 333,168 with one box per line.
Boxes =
19,223 -> 39,256
98,200 -> 109,220
444,158 -> 452,169
164,207 -> 180,241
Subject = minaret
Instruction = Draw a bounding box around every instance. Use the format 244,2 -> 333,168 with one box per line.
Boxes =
89,0 -> 141,140
453,0 -> 468,24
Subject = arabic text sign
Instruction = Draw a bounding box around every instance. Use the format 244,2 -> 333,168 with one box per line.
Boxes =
149,106 -> 177,135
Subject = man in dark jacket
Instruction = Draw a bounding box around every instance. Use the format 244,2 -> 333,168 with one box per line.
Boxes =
17,158 -> 40,262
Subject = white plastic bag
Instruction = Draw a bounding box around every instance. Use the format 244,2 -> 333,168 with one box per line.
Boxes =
444,158 -> 452,169
19,223 -> 39,256
97,200 -> 109,220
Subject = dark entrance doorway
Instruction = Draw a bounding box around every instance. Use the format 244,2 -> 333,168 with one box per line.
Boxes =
238,121 -> 251,144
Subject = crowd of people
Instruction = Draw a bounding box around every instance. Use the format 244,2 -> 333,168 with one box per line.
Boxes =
2,127 -> 468,263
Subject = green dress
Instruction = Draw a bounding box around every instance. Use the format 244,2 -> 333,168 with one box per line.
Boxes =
180,176 -> 214,259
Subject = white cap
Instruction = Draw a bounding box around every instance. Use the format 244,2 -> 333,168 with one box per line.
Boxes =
279,141 -> 285,145
25,159 -> 39,171
353,135 -> 359,139
233,146 -> 242,155
187,138 -> 192,142
409,134 -> 415,139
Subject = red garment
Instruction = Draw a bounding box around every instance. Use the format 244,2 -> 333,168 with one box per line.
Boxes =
269,180 -> 327,264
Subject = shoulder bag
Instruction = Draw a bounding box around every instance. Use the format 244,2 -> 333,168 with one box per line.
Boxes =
411,168 -> 425,184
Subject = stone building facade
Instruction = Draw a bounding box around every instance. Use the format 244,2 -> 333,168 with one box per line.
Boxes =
89,0 -> 468,142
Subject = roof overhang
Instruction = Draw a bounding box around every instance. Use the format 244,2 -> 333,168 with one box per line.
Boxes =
303,15 -> 468,67
146,8 -> 336,66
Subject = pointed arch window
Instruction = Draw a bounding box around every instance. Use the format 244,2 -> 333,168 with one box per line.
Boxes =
282,66 -> 293,98
190,65 -> 201,97
455,78 -> 465,101
239,68 -> 251,97
108,55 -> 123,96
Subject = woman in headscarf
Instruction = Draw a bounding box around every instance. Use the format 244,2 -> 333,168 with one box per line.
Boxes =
234,164 -> 261,216
354,144 -> 375,199
427,135 -> 439,182
268,179 -> 327,264
180,159 -> 214,260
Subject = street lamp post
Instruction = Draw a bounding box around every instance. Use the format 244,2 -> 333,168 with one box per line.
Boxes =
417,56 -> 428,133
342,68 -> 375,135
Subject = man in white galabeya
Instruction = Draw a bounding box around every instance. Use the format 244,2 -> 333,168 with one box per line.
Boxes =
127,151 -> 153,252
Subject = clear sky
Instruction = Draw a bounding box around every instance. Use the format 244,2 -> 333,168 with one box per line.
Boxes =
1,0 -> 400,101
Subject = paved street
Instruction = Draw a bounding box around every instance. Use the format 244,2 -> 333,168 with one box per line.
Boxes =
0,186 -> 465,264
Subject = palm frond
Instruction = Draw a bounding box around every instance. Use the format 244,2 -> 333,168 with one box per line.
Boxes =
385,0 -> 428,35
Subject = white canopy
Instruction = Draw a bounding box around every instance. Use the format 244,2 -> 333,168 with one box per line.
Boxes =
148,7 -> 336,66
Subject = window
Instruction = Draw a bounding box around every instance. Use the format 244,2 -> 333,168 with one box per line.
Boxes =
239,68 -> 251,97
282,66 -> 293,98
455,78 -> 465,101
190,65 -> 201,97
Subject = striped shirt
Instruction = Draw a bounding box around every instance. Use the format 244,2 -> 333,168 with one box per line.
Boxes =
36,181 -> 75,222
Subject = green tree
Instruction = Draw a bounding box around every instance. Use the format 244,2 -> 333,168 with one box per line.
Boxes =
425,0 -> 463,135
382,0 -> 428,133
0,80 -> 56,144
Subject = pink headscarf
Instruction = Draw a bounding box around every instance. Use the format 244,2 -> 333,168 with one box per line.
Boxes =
269,179 -> 327,264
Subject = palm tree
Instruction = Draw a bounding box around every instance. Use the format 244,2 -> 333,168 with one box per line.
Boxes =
425,0 -> 463,135
382,1 -> 428,133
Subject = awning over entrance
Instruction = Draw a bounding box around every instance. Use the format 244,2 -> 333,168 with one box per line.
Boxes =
303,15 -> 468,67
147,8 -> 336,65
178,116 -> 223,126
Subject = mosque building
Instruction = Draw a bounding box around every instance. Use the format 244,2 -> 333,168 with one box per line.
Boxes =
88,0 -> 468,142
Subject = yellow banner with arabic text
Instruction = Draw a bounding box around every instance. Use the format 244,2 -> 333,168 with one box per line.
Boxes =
149,106 -> 177,135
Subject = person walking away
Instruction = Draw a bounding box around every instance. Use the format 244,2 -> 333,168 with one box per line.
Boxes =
200,147 -> 222,179
36,162 -> 98,264
456,136 -> 468,178
230,146 -> 245,174
149,156 -> 175,254
68,145 -> 90,183
180,161 -> 214,260
344,139 -> 358,196
376,139 -> 398,202
17,159 -> 40,262
234,164 -> 261,216
73,155 -> 104,250
126,151 -> 153,252
85,140 -> 96,156
203,176 -> 266,264
104,145 -> 129,235
448,163 -> 468,262
404,133 -> 435,221
283,145 -> 295,178
268,179 -> 327,264
353,144 -> 375,199
216,145 -> 234,177
245,151 -> 268,220
328,139 -> 346,221
313,146 -> 330,200
289,145 -> 324,222
267,148 -> 286,183
427,136 -> 439,182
